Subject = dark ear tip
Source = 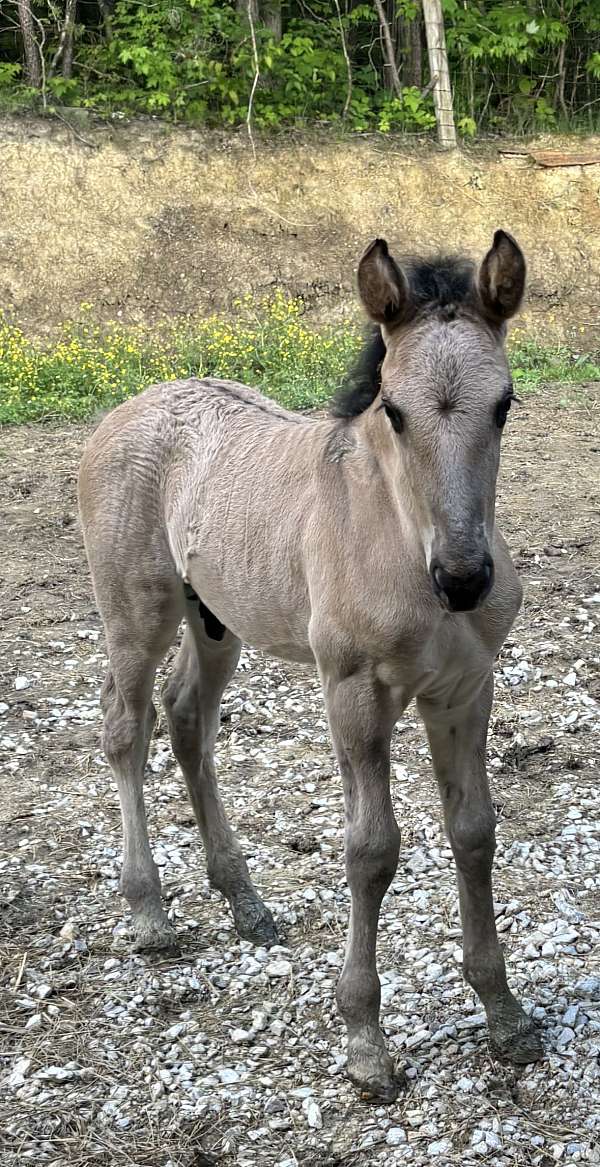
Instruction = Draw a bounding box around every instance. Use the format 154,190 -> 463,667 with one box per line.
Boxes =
493,228 -> 520,251
361,237 -> 389,261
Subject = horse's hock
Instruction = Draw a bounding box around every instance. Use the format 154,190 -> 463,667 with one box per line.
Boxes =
1,116 -> 599,345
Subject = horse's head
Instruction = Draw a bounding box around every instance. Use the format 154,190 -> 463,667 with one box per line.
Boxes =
356,230 -> 525,612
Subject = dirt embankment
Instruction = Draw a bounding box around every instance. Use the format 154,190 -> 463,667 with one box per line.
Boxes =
0,116 -> 599,344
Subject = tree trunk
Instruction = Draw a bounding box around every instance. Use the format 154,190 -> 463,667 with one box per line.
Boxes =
63,0 -> 77,79
261,0 -> 282,40
50,0 -> 78,80
97,0 -> 113,42
382,0 -> 398,93
422,0 -> 456,148
555,38 -> 569,123
238,0 -> 259,22
407,5 -> 422,89
17,0 -> 41,88
397,4 -> 422,89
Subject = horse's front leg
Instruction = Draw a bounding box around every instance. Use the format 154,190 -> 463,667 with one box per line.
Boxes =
418,674 -> 543,1064
321,665 -> 403,1102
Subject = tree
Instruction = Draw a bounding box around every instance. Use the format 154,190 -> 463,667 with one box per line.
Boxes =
50,0 -> 78,80
17,0 -> 42,88
237,0 -> 259,23
398,2 -> 423,90
237,0 -> 281,39
262,0 -> 282,41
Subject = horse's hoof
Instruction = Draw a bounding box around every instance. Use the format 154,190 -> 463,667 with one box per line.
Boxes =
490,1019 -> 544,1065
133,920 -> 181,957
232,895 -> 278,948
347,1041 -> 405,1104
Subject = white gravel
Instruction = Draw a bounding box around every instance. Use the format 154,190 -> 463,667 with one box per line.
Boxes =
1,405 -> 599,1166
1,607 -> 599,1166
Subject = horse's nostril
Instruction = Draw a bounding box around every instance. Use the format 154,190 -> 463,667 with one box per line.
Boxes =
431,557 -> 494,612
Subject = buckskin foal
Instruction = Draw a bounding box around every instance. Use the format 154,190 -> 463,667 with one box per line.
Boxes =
78,230 -> 543,1101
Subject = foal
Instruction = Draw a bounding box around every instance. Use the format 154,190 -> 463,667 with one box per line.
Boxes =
79,230 -> 542,1101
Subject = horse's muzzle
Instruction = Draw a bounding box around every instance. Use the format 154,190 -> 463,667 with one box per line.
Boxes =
431,556 -> 494,612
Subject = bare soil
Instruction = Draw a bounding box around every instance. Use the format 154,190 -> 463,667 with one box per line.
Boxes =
0,117 -> 599,346
0,384 -> 599,1166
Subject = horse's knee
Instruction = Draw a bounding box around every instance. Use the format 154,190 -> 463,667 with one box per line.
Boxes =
448,807 -> 496,877
103,711 -> 134,766
345,818 -> 400,894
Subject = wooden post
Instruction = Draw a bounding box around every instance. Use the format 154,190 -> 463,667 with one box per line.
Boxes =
422,0 -> 456,149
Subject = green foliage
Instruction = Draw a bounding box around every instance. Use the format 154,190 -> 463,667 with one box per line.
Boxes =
1,299 -> 597,426
508,335 -> 600,388
445,0 -> 599,131
0,295 -> 362,423
457,115 -> 477,137
377,89 -> 436,133
79,1 -> 436,131
3,0 -> 596,133
0,62 -> 22,85
587,52 -> 600,78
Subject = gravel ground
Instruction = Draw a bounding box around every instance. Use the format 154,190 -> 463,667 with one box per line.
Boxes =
1,386 -> 599,1167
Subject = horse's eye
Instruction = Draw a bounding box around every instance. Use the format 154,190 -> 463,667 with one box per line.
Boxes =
496,397 -> 512,429
383,402 -> 404,434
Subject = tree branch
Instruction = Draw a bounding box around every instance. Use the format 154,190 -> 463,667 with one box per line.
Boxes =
333,0 -> 352,119
246,0 -> 260,159
373,0 -> 402,98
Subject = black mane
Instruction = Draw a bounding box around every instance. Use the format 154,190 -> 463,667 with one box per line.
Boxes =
330,253 -> 477,420
330,327 -> 387,420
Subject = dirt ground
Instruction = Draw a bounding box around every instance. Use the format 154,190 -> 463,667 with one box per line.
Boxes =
0,384 -> 599,1166
0,117 -> 599,346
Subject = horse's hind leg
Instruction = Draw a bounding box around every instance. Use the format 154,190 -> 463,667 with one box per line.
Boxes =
163,603 -> 277,947
100,591 -> 183,953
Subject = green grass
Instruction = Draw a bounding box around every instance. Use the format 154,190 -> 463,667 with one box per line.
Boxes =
0,295 -> 598,424
0,294 -> 361,424
509,336 -> 600,390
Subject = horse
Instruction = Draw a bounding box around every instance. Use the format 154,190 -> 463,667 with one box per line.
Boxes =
78,230 -> 543,1102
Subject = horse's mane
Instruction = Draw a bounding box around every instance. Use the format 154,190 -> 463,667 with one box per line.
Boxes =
330,253 -> 477,420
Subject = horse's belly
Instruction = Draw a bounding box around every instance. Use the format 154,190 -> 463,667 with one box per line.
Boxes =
221,606 -> 312,662
185,554 -> 314,661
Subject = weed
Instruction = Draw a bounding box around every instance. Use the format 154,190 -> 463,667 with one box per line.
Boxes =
0,296 -> 597,425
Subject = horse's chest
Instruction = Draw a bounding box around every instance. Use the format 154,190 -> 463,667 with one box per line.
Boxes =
375,616 -> 491,706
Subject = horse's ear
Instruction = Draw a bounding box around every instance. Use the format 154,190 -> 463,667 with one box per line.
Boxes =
478,230 -> 526,322
357,238 -> 410,325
